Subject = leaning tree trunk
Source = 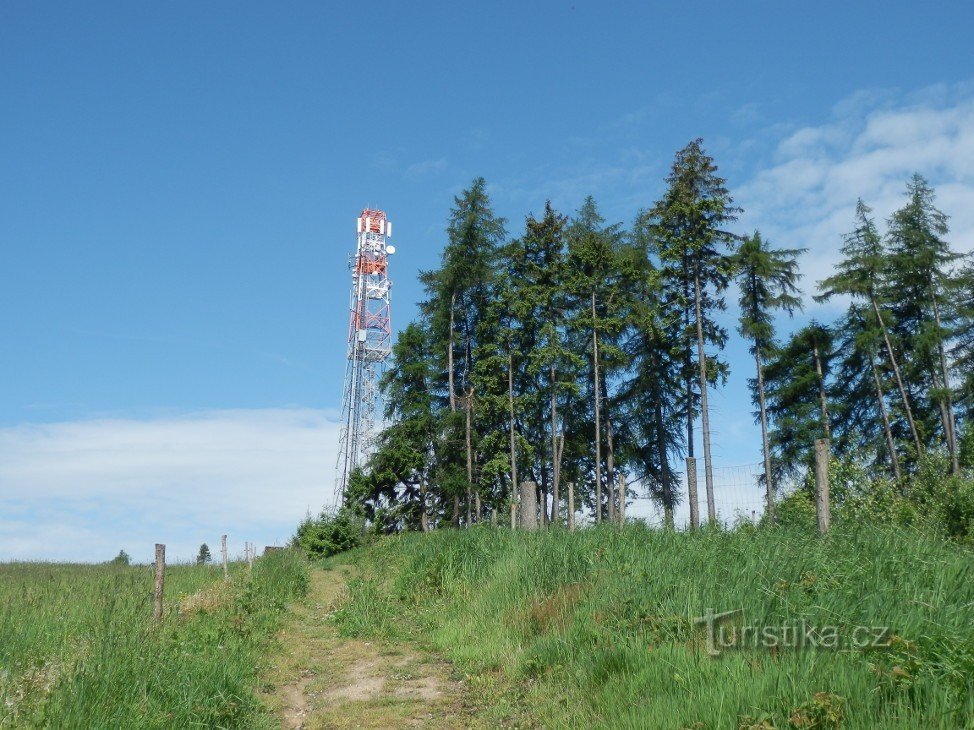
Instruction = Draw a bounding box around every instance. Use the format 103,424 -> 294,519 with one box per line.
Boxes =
931,291 -> 960,474
812,341 -> 831,439
870,353 -> 902,482
591,291 -> 603,524
693,273 -> 716,524
871,297 -> 923,457
754,346 -> 775,517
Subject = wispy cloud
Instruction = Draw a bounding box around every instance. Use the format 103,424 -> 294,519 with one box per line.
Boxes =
0,408 -> 341,563
404,157 -> 449,180
738,83 -> 974,303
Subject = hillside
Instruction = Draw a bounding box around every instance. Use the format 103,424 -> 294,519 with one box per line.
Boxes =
330,524 -> 974,728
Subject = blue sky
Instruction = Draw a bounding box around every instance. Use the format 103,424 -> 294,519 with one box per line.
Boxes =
2,1 -> 974,561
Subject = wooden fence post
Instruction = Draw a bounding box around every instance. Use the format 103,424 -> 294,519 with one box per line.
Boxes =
518,481 -> 538,531
247,542 -> 254,568
221,534 -> 228,579
153,543 -> 165,622
567,481 -> 576,532
814,438 -> 830,534
686,457 -> 700,530
618,474 -> 626,525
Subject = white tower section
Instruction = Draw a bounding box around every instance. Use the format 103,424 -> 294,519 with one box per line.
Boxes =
335,208 -> 394,502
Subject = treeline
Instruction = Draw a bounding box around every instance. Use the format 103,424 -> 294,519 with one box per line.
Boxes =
344,139 -> 974,530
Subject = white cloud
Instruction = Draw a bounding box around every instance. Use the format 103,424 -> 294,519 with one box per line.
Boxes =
404,157 -> 449,179
0,409 -> 342,563
738,85 -> 974,305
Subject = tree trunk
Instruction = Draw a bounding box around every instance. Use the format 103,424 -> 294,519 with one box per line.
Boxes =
567,481 -> 576,531
604,379 -> 616,523
507,351 -> 519,522
684,253 -> 695,459
931,291 -> 960,474
550,360 -> 560,525
552,432 -> 564,524
811,341 -> 831,439
465,387 -> 474,526
654,394 -> 674,528
420,478 -> 430,532
451,494 -> 460,527
448,294 -> 457,412
754,347 -> 775,517
693,273 -> 716,524
872,297 -> 923,457
591,291 -> 603,524
870,353 -> 901,482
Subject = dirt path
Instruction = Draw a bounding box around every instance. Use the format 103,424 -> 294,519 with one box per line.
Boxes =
263,565 -> 477,729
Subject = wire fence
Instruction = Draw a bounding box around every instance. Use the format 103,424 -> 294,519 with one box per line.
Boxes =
629,461 -> 767,530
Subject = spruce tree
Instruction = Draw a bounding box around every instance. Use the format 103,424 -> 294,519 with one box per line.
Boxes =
418,178 -> 506,524
886,174 -> 964,473
196,543 -> 212,565
566,197 -> 628,522
763,323 -> 835,482
619,216 -> 684,525
648,139 -> 738,523
733,230 -> 804,513
507,202 -> 580,523
818,200 -> 923,458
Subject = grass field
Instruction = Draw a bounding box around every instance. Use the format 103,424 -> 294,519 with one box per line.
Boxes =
335,523 -> 974,729
0,551 -> 308,728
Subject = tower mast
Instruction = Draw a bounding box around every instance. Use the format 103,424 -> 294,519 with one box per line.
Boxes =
335,208 -> 394,502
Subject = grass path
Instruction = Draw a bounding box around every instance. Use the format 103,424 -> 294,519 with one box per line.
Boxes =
262,565 -> 479,729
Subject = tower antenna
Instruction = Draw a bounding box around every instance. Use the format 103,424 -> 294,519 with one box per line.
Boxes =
335,208 -> 394,502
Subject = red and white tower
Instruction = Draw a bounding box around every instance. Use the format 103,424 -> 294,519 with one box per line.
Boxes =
335,208 -> 394,500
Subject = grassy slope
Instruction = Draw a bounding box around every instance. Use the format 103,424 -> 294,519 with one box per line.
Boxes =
0,551 -> 308,728
336,524 -> 974,729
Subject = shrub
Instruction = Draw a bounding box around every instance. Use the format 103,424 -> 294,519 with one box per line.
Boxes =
291,509 -> 364,558
909,454 -> 974,544
768,488 -> 816,529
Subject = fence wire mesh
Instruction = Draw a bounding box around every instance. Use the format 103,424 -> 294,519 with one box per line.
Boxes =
629,461 -> 767,529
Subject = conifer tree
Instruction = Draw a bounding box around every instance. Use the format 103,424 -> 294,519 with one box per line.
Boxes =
886,174 -> 963,473
831,304 -> 902,480
818,200 -> 923,458
566,197 -> 628,521
648,139 -> 738,523
507,202 -> 580,523
763,323 -> 835,481
418,178 -> 506,523
619,218 -> 684,525
733,231 -> 804,513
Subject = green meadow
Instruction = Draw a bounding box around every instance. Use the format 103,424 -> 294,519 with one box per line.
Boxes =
0,551 -> 308,728
334,523 -> 974,729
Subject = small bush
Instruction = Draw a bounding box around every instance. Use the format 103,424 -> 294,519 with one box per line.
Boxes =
769,488 -> 816,529
292,509 -> 364,558
908,454 -> 974,543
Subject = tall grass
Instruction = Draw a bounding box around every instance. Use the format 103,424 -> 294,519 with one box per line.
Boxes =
0,551 -> 308,727
337,524 -> 974,728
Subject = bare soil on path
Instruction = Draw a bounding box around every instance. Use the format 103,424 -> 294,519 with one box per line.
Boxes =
262,565 -> 480,729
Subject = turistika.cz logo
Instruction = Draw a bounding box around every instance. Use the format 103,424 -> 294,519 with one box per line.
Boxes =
693,608 -> 892,657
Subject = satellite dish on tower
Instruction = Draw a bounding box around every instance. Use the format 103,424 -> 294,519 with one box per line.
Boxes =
386,245 -> 396,254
